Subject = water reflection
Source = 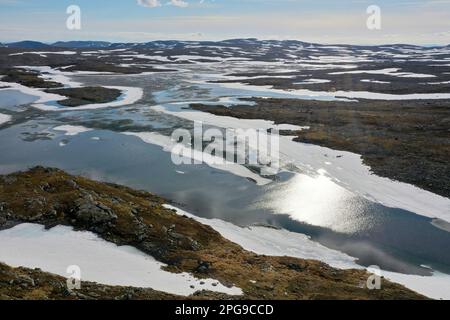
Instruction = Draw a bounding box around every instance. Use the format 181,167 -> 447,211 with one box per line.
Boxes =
254,170 -> 376,234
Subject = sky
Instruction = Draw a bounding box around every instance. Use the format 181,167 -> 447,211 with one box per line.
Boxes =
0,0 -> 449,45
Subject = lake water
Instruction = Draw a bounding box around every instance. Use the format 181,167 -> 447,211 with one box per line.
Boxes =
1,67 -> 450,280
0,89 -> 38,111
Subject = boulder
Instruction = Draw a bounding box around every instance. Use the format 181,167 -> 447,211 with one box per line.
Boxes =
72,195 -> 117,225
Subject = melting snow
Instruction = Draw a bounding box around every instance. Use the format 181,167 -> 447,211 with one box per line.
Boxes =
53,125 -> 93,136
0,113 -> 12,125
0,223 -> 243,296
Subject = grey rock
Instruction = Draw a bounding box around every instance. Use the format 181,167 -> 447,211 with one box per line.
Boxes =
72,196 -> 117,225
168,231 -> 185,241
46,209 -> 57,218
196,261 -> 211,274
0,202 -> 7,212
65,179 -> 79,189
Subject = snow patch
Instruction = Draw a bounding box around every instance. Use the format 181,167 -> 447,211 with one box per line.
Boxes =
294,79 -> 332,85
0,223 -> 243,296
165,205 -> 358,269
330,68 -> 436,79
151,104 -> 308,131
0,113 -> 12,125
9,51 -> 76,57
35,86 -> 144,111
217,81 -> 450,101
361,79 -> 391,84
53,125 -> 92,136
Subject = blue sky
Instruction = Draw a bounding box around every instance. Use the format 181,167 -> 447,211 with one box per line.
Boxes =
1,0 -> 449,45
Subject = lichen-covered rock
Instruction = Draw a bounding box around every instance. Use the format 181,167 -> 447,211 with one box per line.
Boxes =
72,195 -> 117,225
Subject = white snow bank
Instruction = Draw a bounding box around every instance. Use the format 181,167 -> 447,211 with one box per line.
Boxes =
0,223 -> 242,296
303,55 -> 371,64
294,79 -> 332,85
166,205 -> 450,300
383,270 -> 450,300
151,104 -> 308,131
361,79 -> 391,84
165,204 -> 358,269
34,86 -> 144,111
330,68 -> 436,79
290,63 -> 358,70
423,81 -> 450,85
123,131 -> 272,186
225,75 -> 297,81
9,51 -> 76,57
217,81 -> 450,100
0,113 -> 12,125
53,125 -> 92,136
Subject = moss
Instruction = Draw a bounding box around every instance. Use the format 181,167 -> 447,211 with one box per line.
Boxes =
1,68 -> 62,88
45,86 -> 122,107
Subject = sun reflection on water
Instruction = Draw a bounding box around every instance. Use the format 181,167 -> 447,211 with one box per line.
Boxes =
255,169 -> 375,234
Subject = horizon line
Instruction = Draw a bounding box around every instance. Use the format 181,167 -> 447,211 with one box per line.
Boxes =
2,38 -> 449,48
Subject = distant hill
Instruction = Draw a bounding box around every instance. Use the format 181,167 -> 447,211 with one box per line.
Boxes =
6,41 -> 51,49
53,41 -> 112,49
3,39 -> 449,50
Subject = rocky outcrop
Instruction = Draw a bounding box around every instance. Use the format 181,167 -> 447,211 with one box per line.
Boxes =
72,194 -> 117,225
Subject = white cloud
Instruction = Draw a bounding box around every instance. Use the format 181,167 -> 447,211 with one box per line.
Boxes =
137,0 -> 191,8
137,0 -> 161,8
169,0 -> 189,7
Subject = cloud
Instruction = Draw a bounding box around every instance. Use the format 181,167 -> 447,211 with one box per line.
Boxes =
137,0 -> 161,8
137,0 -> 192,9
169,0 -> 189,7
